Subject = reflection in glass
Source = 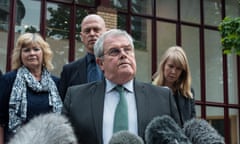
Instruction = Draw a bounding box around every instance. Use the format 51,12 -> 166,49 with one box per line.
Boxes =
181,25 -> 200,101
181,0 -> 200,24
206,107 -> 224,137
227,55 -> 237,104
131,16 -> 147,51
131,16 -> 152,82
205,29 -> 223,103
110,0 -> 127,11
75,8 -> 88,60
46,3 -> 70,76
157,21 -> 176,63
0,0 -> 9,72
117,14 -> 126,30
195,105 -> 201,118
229,108 -> 239,144
131,0 -> 152,15
15,0 -> 40,34
204,0 -> 222,26
156,0 -> 177,20
75,0 -> 95,6
226,0 -> 240,17
0,1 -> 9,31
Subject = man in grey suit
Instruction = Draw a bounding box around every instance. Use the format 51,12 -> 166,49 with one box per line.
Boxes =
62,29 -> 181,144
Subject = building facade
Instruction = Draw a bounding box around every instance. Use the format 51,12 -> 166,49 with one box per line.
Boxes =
0,0 -> 240,143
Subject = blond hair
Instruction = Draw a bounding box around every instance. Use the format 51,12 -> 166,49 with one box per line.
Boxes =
11,33 -> 54,70
153,46 -> 192,98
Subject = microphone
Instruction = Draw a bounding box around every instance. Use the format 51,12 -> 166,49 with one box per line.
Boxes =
183,118 -> 225,144
145,115 -> 192,144
109,130 -> 144,144
8,113 -> 78,144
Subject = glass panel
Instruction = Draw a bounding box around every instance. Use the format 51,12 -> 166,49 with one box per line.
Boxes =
181,0 -> 200,24
157,21 -> 176,63
195,105 -> 201,118
131,16 -> 152,82
46,3 -> 70,76
227,55 -> 238,104
0,0 -> 9,72
110,0 -> 127,11
15,0 -> 40,34
204,0 -> 222,26
156,0 -> 177,20
206,107 -> 224,137
131,0 -> 152,15
117,14 -> 127,30
226,0 -> 240,17
205,29 -> 223,103
181,25 -> 201,101
229,108 -> 239,144
75,8 -> 88,60
75,0 -> 95,6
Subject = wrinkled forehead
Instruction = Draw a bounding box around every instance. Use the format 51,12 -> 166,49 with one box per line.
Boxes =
104,35 -> 131,47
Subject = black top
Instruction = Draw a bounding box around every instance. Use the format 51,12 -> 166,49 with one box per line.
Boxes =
0,70 -> 59,142
173,88 -> 196,126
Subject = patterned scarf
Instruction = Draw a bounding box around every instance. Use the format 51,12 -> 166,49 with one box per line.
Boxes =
8,66 -> 63,133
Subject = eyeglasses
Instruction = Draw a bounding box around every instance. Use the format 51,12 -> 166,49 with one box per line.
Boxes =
104,47 -> 134,57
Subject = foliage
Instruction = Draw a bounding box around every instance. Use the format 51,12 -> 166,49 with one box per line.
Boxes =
47,6 -> 88,40
218,16 -> 240,55
25,26 -> 37,33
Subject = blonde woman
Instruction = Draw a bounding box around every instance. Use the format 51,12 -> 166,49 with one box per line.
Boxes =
0,33 -> 62,143
153,46 -> 196,126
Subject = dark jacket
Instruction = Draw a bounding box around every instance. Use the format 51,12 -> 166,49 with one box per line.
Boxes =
0,70 -> 60,142
59,55 -> 88,100
62,80 -> 181,144
174,88 -> 196,126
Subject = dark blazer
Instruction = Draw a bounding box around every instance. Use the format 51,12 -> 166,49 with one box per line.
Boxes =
62,80 -> 181,144
175,89 -> 196,126
59,55 -> 88,100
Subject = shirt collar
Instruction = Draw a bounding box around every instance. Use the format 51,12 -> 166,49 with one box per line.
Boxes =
86,53 -> 96,63
105,79 -> 134,93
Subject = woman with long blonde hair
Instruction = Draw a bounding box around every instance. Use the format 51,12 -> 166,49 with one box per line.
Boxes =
153,46 -> 196,126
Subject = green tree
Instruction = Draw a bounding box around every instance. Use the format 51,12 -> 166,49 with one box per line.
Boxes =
47,5 -> 88,40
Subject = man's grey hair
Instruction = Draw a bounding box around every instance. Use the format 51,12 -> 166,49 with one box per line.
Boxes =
8,113 -> 77,144
94,29 -> 134,58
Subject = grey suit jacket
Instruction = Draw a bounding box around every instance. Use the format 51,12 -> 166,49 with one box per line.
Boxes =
62,80 -> 181,144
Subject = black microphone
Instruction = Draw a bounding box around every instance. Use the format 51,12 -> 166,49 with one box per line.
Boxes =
8,113 -> 78,144
183,118 -> 225,144
145,115 -> 192,144
109,130 -> 144,144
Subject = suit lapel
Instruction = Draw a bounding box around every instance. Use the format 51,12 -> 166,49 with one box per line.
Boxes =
134,81 -> 148,136
78,56 -> 88,83
91,81 -> 105,143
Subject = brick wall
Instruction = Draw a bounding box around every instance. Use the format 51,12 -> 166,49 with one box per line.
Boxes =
97,6 -> 117,30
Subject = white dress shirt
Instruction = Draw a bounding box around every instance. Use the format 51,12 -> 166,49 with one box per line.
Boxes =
102,79 -> 138,144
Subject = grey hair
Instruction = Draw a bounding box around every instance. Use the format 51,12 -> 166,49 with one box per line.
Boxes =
94,29 -> 134,58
